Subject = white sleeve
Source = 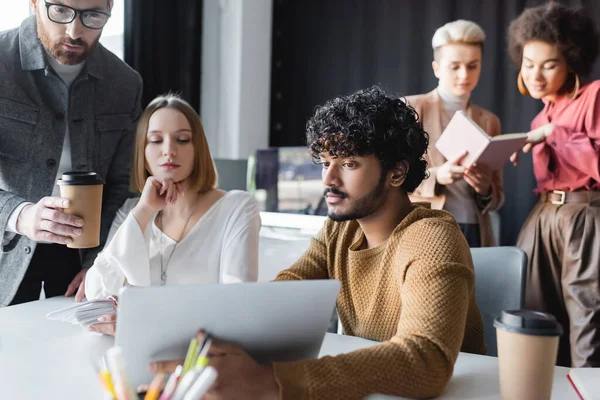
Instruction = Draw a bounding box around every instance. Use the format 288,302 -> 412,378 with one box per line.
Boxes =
220,195 -> 261,283
85,198 -> 152,299
6,202 -> 32,233
2,202 -> 31,246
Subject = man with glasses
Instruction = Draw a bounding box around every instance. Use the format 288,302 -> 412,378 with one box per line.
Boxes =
0,0 -> 142,306
40,0 -> 113,64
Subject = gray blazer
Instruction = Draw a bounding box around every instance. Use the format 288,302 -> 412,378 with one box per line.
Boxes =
0,16 -> 143,306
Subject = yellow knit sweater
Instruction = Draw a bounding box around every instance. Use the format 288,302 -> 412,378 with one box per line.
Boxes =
273,204 -> 485,399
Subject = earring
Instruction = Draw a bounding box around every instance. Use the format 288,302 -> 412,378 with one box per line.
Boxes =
517,71 -> 529,96
568,73 -> 580,100
391,176 -> 406,187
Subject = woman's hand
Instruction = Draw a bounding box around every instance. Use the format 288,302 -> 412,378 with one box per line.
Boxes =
88,296 -> 118,336
138,177 -> 184,214
89,312 -> 117,336
436,151 -> 468,185
464,162 -> 493,195
132,177 -> 184,232
510,123 -> 555,165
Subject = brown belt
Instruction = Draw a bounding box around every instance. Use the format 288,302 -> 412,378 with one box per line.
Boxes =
540,190 -> 597,205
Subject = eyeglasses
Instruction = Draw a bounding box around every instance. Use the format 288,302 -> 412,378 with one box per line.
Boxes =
44,1 -> 111,30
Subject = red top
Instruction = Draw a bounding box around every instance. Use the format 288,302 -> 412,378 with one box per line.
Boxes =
531,80 -> 600,193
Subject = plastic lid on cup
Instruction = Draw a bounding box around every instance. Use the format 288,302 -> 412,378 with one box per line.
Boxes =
56,171 -> 105,186
494,310 -> 563,337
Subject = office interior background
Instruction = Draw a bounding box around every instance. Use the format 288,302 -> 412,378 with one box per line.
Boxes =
3,0 -> 600,245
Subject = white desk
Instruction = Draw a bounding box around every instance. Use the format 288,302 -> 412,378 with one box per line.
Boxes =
0,297 -> 578,400
319,333 -> 578,400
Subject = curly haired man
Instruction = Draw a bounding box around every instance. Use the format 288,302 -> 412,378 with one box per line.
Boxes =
152,86 -> 486,400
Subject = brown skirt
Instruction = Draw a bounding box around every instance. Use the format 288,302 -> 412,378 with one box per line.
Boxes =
517,192 -> 600,367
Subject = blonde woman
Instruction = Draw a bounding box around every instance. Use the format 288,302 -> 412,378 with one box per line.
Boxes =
85,95 -> 260,319
407,20 -> 504,247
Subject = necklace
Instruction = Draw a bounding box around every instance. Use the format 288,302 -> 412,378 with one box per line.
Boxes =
157,195 -> 199,285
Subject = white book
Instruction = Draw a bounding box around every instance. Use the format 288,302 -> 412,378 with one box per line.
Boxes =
568,368 -> 600,400
435,110 -> 528,170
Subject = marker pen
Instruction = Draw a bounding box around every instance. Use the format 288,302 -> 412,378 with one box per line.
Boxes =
158,365 -> 183,400
106,346 -> 137,400
182,366 -> 218,400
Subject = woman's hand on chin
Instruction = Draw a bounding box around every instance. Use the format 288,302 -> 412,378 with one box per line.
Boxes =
138,177 -> 185,213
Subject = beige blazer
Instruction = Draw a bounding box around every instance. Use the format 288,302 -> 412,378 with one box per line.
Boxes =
406,89 -> 504,247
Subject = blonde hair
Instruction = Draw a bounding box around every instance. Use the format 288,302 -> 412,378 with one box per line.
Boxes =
432,20 -> 485,60
130,94 -> 218,194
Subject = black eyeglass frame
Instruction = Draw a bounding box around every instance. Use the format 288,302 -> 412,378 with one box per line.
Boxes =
44,0 -> 112,30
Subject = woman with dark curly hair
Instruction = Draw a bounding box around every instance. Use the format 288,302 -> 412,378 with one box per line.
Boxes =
407,20 -> 504,248
508,2 -> 600,367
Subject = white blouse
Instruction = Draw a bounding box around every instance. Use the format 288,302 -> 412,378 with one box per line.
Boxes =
85,190 -> 261,299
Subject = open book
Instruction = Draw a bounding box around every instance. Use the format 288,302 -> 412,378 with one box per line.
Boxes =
568,368 -> 600,400
46,298 -> 117,329
435,110 -> 528,170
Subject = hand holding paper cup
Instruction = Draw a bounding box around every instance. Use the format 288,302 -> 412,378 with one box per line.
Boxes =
57,171 -> 104,248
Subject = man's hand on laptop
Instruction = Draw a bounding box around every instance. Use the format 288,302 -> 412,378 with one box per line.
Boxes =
16,197 -> 84,245
149,331 -> 280,400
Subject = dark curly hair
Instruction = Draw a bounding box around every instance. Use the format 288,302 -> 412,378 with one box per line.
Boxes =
507,2 -> 599,77
306,85 -> 429,193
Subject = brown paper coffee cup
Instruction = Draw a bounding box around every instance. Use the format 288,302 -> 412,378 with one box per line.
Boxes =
57,171 -> 105,249
494,310 -> 563,400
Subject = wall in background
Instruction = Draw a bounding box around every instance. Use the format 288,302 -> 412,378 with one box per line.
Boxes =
269,0 -> 600,245
99,0 -> 125,60
0,2 -> 30,31
201,0 -> 273,160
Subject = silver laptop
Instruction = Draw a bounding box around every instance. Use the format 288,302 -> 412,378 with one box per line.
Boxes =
115,280 -> 340,387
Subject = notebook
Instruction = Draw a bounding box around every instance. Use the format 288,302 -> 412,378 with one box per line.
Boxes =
46,298 -> 117,329
568,368 -> 600,400
435,110 -> 528,170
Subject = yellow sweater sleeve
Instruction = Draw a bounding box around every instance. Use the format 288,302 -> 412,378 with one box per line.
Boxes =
273,219 -> 474,399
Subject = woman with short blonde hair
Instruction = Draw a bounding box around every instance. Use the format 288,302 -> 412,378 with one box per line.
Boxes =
407,19 -> 504,248
431,19 -> 485,60
85,95 -> 260,334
